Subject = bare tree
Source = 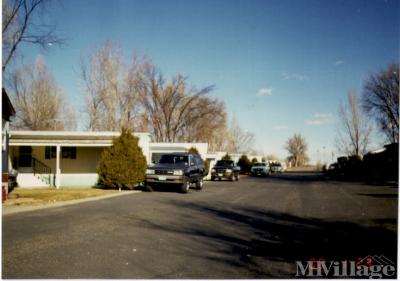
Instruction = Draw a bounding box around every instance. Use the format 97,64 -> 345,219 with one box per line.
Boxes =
224,117 -> 255,153
138,66 -> 215,142
207,125 -> 230,152
9,57 -> 76,130
265,154 -> 279,161
336,92 -> 372,157
285,133 -> 309,167
81,42 -> 149,131
182,96 -> 227,145
2,0 -> 63,72
362,64 -> 399,144
81,42 -> 227,144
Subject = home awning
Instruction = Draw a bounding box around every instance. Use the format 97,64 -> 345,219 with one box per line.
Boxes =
9,131 -> 151,147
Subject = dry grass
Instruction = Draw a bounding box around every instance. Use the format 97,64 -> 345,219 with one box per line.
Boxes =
6,188 -> 119,206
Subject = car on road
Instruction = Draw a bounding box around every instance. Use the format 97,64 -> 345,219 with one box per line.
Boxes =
250,162 -> 270,176
145,153 -> 205,193
270,162 -> 284,173
211,160 -> 240,181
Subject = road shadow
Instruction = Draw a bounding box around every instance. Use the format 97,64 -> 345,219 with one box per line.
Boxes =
360,181 -> 399,188
357,193 -> 398,198
265,173 -> 398,189
266,172 -> 326,182
141,184 -> 203,193
137,201 -> 397,278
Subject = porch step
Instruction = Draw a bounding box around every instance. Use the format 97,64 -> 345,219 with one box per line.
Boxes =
17,173 -> 51,188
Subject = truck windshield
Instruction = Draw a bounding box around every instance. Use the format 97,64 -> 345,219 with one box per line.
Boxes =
216,160 -> 234,166
159,155 -> 189,165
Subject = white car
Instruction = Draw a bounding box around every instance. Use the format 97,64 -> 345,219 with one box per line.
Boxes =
250,162 -> 270,176
270,162 -> 284,173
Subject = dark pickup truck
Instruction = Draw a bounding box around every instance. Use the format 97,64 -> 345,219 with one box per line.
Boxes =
145,152 -> 205,193
211,160 -> 240,181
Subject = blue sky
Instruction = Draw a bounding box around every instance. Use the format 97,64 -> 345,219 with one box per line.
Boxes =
17,0 -> 399,163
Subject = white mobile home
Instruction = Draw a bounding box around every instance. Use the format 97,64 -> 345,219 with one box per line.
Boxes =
150,142 -> 208,164
2,89 -> 16,196
9,131 -> 152,188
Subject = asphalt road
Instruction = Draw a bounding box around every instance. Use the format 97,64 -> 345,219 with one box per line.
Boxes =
2,173 -> 398,278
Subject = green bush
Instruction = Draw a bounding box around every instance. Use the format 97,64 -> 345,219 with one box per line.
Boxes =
97,128 -> 146,189
237,155 -> 251,174
251,157 -> 258,164
188,147 -> 209,176
221,153 -> 231,160
188,147 -> 199,155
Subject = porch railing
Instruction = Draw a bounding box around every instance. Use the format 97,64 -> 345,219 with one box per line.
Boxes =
32,158 -> 51,176
13,156 -> 54,186
32,158 -> 53,186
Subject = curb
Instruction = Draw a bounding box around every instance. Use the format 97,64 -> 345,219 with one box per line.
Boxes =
2,190 -> 141,216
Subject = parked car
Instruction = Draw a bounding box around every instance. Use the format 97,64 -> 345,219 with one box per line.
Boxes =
211,160 -> 240,181
250,162 -> 270,176
8,169 -> 18,189
145,153 -> 205,193
270,162 -> 284,173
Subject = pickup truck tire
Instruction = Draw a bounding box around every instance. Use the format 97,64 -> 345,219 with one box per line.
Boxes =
144,184 -> 153,192
196,178 -> 203,190
235,174 -> 240,181
211,176 -> 215,181
230,175 -> 235,181
180,179 -> 190,193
